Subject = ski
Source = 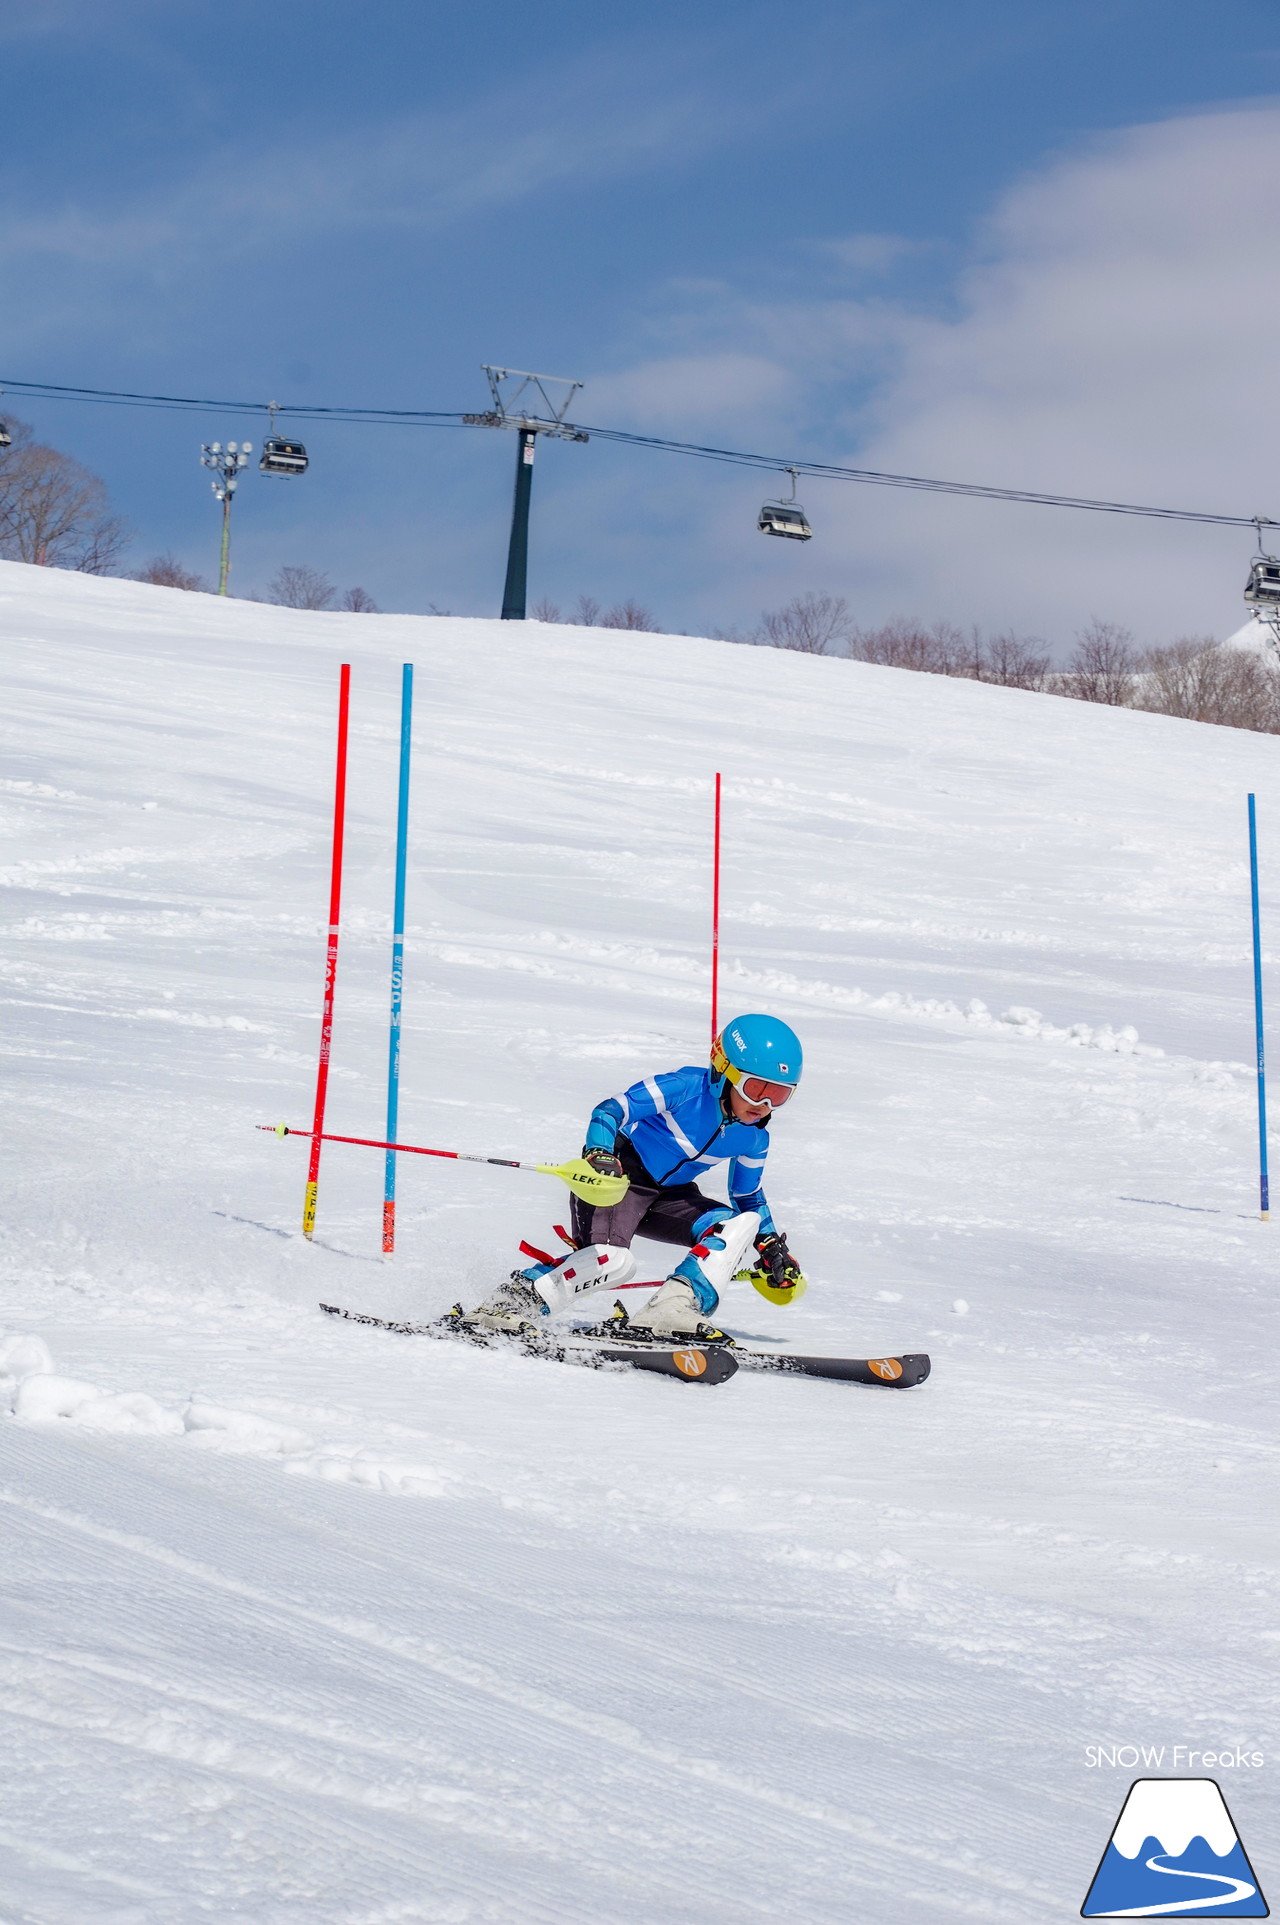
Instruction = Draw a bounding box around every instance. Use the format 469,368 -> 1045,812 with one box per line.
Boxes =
318,1302 -> 738,1385
320,1302 -> 927,1389
731,1349 -> 930,1387
573,1311 -> 930,1387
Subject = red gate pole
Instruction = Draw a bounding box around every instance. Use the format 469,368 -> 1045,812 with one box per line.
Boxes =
303,663 -> 352,1238
711,771 -> 722,1045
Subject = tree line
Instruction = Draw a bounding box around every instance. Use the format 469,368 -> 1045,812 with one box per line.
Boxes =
4,414 -> 1270,728
727,594 -> 1280,733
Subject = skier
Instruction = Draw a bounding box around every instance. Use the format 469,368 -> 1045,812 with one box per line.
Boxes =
460,1013 -> 806,1339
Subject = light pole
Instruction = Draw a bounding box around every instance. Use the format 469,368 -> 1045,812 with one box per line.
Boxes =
199,440 -> 253,595
463,368 -> 587,620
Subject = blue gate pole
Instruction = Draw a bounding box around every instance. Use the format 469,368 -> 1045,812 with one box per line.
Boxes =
383,663 -> 414,1252
1249,793 -> 1269,1221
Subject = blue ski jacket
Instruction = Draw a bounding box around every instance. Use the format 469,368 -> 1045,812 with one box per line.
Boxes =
584,1065 -> 776,1236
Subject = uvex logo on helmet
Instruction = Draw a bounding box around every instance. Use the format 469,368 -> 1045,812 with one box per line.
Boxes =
731,1029 -> 746,1050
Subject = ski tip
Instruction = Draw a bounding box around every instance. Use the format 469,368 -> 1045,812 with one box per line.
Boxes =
670,1344 -> 738,1385
596,1343 -> 739,1385
862,1352 -> 931,1385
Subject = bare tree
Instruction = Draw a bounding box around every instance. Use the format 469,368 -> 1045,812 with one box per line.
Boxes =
1213,647 -> 1280,732
572,594 -> 602,626
531,597 -> 562,622
267,564 -> 336,610
340,585 -> 379,612
757,591 -> 852,655
1133,638 -> 1280,731
1064,619 -> 1136,704
135,554 -> 207,591
978,630 -> 1052,690
601,599 -> 661,632
0,416 -> 131,573
850,617 -> 973,674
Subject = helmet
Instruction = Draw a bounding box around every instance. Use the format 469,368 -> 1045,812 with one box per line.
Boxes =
711,1013 -> 803,1108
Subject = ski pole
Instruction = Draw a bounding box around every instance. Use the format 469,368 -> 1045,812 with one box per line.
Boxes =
383,662 -> 413,1255
1249,792 -> 1269,1220
259,1125 -> 630,1207
303,663 -> 351,1239
711,769 -> 722,1046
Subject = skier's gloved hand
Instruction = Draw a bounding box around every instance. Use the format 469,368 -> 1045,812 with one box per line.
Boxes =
584,1149 -> 624,1180
756,1231 -> 805,1292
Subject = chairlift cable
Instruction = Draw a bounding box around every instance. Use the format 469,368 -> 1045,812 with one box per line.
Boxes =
0,374 -> 1272,531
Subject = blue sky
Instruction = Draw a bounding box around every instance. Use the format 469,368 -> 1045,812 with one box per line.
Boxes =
4,0 -> 1280,644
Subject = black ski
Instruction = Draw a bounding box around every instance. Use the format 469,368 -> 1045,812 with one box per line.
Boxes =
731,1349 -> 930,1387
573,1311 -> 930,1388
318,1302 -> 738,1385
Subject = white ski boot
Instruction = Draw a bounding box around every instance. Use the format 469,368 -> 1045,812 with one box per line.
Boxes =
633,1212 -> 759,1338
460,1243 -> 636,1332
456,1274 -> 547,1334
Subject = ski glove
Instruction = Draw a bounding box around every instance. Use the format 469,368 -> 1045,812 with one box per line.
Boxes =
756,1231 -> 805,1292
584,1149 -> 624,1180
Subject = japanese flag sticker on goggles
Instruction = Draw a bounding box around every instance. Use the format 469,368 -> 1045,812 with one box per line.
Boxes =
722,1063 -> 796,1107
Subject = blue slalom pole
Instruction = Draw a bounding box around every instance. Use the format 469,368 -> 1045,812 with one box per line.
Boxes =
1249,793 -> 1269,1221
383,663 -> 414,1253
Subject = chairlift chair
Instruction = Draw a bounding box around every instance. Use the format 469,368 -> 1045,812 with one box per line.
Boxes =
1245,556 -> 1280,608
0,421 -> 11,450
758,467 -> 812,541
258,402 -> 308,477
259,437 -> 309,477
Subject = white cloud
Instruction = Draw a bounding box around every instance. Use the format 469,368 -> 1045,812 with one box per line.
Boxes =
597,102 -> 1280,647
0,57 -> 726,271
819,103 -> 1280,645
818,232 -> 933,277
586,354 -> 797,431
0,0 -> 165,44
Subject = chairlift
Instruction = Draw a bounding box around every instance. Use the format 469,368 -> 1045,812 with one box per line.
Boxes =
0,421 -> 10,450
758,467 -> 812,541
259,438 -> 309,477
258,402 -> 308,477
1245,556 -> 1280,608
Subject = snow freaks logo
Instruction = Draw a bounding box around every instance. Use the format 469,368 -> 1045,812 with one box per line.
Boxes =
1081,1779 -> 1269,1917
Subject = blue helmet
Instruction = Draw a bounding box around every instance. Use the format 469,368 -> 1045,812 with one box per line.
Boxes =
711,1013 -> 803,1107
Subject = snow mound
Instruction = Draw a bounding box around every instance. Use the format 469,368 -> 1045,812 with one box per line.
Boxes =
182,1400 -> 313,1455
13,1373 -> 183,1434
0,1332 -> 54,1385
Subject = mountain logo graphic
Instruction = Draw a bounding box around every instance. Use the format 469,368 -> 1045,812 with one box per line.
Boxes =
1082,1778 -> 1268,1917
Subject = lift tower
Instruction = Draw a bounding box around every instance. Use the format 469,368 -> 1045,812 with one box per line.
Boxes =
464,368 -> 588,620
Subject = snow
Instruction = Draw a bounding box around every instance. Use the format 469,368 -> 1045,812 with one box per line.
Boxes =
1223,616 -> 1278,657
1,557 -> 1277,1922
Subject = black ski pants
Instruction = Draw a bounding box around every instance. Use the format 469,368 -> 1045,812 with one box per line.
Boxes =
569,1136 -> 726,1252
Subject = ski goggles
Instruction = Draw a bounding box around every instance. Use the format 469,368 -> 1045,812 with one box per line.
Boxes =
722,1064 -> 796,1108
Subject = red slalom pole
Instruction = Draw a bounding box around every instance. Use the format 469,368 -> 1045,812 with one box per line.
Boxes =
711,771 -> 722,1045
303,664 -> 352,1238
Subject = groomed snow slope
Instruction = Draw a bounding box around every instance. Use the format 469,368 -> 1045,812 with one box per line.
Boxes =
1,559 -> 1276,1924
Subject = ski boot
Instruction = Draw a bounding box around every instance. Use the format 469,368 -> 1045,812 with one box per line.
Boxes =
631,1211 -> 759,1339
456,1241 -> 636,1333
447,1273 -> 547,1335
